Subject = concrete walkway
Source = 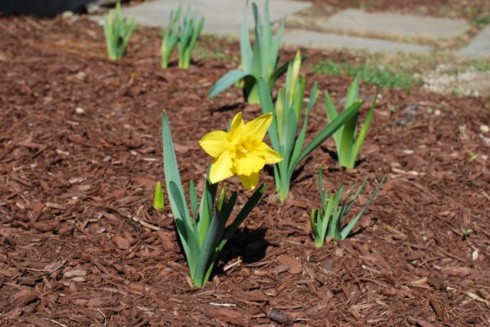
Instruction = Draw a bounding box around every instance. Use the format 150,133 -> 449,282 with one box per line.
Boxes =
106,0 -> 489,57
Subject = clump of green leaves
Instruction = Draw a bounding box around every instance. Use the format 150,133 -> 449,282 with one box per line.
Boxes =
323,76 -> 377,169
153,181 -> 164,212
103,2 -> 135,61
161,6 -> 205,69
208,0 -> 293,104
162,112 -> 265,287
310,168 -> 385,247
258,52 -> 363,202
313,60 -> 415,90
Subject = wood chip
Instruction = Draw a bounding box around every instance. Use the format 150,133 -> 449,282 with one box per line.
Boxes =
207,307 -> 249,326
277,255 -> 302,275
12,288 -> 38,307
114,235 -> 131,250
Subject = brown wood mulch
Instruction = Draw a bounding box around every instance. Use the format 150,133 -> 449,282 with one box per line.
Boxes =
1,16 -> 489,326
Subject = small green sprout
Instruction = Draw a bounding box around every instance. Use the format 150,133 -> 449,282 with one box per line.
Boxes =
161,6 -> 204,69
310,168 -> 385,247
153,181 -> 165,212
323,76 -> 377,169
103,2 -> 135,61
462,228 -> 473,240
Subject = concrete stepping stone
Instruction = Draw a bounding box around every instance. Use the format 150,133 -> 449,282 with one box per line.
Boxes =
282,29 -> 433,54
116,0 -> 311,37
320,9 -> 470,41
458,26 -> 490,57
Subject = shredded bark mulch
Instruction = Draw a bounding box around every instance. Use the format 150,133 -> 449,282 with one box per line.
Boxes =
1,17 -> 489,326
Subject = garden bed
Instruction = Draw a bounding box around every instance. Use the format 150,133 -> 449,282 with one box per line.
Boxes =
1,16 -> 489,326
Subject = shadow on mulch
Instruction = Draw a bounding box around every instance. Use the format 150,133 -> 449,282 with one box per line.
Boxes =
218,227 -> 270,266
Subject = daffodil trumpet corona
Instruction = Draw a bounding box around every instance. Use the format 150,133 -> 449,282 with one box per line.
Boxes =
162,112 -> 266,287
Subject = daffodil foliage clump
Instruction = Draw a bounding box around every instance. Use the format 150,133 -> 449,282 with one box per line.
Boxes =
208,0 -> 293,104
103,2 -> 135,61
162,112 -> 280,287
258,52 -> 363,202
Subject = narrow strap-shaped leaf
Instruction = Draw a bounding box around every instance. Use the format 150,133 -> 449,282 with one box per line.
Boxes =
257,78 -> 280,150
240,0 -> 252,73
220,191 -> 237,226
292,99 -> 362,171
342,178 -> 368,214
345,75 -> 360,110
269,54 -> 307,88
351,92 -> 377,166
338,76 -> 360,167
197,183 -> 213,246
162,112 -> 191,221
288,82 -> 319,173
340,175 -> 386,240
169,182 -> 199,273
162,113 -> 198,271
193,212 -> 224,287
323,91 -> 341,148
208,70 -> 249,99
189,180 -> 198,218
261,0 -> 272,78
317,167 -> 325,202
251,2 -> 263,78
269,17 -> 285,79
327,187 -> 343,239
217,184 -> 265,252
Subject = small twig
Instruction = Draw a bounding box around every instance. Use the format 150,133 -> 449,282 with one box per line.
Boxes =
42,319 -> 68,327
97,309 -> 107,327
209,302 -> 236,307
127,214 -> 160,231
223,258 -> 242,272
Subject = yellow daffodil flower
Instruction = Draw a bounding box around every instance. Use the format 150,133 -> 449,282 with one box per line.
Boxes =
199,112 -> 282,190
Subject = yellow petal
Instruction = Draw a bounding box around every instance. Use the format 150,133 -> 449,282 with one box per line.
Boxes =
243,113 -> 273,140
209,152 -> 234,184
234,151 -> 265,176
238,172 -> 259,190
199,130 -> 229,157
228,112 -> 245,140
255,142 -> 283,164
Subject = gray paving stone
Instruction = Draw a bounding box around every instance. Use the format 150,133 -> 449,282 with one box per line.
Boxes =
115,0 -> 311,37
458,26 -> 490,57
320,9 -> 470,40
282,29 -> 433,54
